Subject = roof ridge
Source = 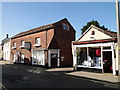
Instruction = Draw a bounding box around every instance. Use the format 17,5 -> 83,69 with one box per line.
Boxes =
11,18 -> 67,39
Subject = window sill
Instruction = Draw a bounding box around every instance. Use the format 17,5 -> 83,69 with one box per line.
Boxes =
19,46 -> 25,48
34,44 -> 41,47
12,47 -> 16,50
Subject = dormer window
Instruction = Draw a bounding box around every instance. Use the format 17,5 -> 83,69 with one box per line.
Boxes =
62,23 -> 69,30
34,38 -> 41,47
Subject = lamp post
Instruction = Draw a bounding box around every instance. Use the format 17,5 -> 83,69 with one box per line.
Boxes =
116,0 -> 120,84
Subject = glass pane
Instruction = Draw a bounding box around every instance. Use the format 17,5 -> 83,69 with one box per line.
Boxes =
88,47 -> 101,68
77,47 -> 87,66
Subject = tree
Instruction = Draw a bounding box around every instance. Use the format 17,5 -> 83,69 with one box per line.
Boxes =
81,20 -> 108,34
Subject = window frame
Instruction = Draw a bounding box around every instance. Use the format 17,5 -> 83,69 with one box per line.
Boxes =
62,23 -> 69,30
21,40 -> 25,46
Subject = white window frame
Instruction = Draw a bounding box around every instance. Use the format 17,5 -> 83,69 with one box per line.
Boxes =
12,42 -> 16,49
34,38 -> 41,47
20,40 -> 25,48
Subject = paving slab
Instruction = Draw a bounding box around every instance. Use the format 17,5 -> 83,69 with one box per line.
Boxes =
46,67 -> 118,84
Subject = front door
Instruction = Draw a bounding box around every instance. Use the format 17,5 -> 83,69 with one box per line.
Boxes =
51,53 -> 58,68
103,51 -> 112,73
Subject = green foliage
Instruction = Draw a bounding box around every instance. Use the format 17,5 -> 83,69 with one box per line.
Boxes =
81,20 -> 108,34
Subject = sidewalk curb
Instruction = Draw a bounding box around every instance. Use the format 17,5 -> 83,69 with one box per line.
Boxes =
62,73 -> 119,86
47,71 -> 119,86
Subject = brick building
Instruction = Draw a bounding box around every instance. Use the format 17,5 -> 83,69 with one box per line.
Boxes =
11,18 -> 76,67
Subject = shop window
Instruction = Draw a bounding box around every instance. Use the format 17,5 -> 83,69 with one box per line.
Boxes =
88,47 -> 101,68
76,47 -> 87,66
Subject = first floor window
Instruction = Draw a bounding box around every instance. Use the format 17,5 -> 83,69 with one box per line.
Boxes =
35,38 -> 41,45
21,40 -> 25,46
13,42 -> 16,47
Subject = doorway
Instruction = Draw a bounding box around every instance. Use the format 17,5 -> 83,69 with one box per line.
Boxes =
51,53 -> 58,68
103,51 -> 112,73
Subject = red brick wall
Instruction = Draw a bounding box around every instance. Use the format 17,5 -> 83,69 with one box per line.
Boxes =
49,19 -> 76,67
11,29 -> 54,64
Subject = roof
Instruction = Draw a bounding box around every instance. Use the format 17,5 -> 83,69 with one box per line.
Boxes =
2,37 -> 10,45
11,18 -> 68,39
78,25 -> 117,41
73,38 -> 117,45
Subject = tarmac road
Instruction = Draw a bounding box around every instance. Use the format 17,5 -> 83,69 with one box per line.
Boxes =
1,64 -> 119,89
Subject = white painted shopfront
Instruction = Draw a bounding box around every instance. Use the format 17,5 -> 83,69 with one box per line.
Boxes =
32,49 -> 60,67
72,25 -> 118,75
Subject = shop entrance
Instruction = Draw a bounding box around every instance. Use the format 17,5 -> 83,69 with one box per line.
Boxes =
51,53 -> 58,68
103,51 -> 112,73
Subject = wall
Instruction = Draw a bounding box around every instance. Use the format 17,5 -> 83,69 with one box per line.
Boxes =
79,28 -> 112,41
3,40 -> 11,61
11,29 -> 54,64
49,19 -> 76,67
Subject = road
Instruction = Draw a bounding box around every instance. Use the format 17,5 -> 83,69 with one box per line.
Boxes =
1,64 -> 119,89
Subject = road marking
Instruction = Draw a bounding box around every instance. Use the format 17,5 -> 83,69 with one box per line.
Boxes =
0,83 -> 7,90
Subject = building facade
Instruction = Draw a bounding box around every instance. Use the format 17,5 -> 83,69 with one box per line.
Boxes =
11,18 -> 76,67
72,25 -> 118,75
2,34 -> 11,61
0,44 -> 3,60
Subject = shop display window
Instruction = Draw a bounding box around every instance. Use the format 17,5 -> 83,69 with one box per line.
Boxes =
88,47 -> 101,68
77,47 -> 87,66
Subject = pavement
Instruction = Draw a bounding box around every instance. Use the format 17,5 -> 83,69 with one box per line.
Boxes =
0,60 -> 13,65
46,67 -> 119,84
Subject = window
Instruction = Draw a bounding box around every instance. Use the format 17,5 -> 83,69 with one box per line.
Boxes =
20,54 -> 24,63
21,40 -> 25,46
34,38 -> 41,47
62,23 -> 69,30
12,42 -> 16,49
13,42 -> 16,47
35,38 -> 41,45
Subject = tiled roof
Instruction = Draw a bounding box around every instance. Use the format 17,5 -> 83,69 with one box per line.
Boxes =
11,24 -> 54,39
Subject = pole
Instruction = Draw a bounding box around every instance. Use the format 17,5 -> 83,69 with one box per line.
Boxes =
116,0 -> 120,84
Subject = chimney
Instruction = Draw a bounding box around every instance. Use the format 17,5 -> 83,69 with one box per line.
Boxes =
6,34 -> 9,38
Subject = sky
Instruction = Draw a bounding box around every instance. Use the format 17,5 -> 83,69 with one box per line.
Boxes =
1,1 -> 118,43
